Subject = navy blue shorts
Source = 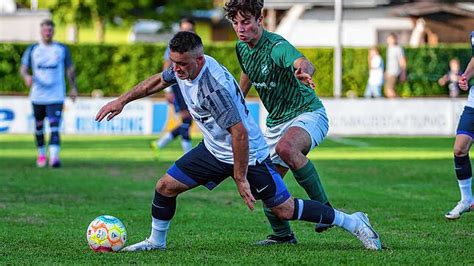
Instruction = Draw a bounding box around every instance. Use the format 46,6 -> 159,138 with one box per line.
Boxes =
456,106 -> 474,138
171,84 -> 187,113
167,142 -> 291,208
32,103 -> 63,123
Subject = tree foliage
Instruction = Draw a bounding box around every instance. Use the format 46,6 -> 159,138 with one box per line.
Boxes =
2,43 -> 472,97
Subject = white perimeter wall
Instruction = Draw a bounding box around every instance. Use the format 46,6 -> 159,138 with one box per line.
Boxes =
260,98 -> 465,136
0,96 -> 467,136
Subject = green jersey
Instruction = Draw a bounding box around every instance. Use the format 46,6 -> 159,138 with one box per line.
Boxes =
236,30 -> 323,127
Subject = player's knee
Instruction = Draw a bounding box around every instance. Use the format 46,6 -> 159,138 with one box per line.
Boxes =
273,208 -> 293,220
454,147 -> 469,157
270,201 -> 294,220
156,176 -> 181,196
156,177 -> 175,196
275,141 -> 293,161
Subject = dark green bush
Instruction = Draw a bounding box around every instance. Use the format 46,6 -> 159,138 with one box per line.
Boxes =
0,42 -> 471,97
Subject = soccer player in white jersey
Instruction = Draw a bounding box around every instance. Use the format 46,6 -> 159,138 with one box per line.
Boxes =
445,31 -> 474,219
96,31 -> 382,251
20,19 -> 78,168
151,18 -> 195,154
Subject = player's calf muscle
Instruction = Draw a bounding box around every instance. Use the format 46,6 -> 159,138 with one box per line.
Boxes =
270,198 -> 295,220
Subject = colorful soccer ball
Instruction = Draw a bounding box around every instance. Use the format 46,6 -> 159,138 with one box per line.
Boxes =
86,215 -> 127,252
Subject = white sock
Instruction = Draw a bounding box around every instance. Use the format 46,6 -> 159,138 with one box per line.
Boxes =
332,209 -> 358,233
181,140 -> 192,153
38,146 -> 46,156
149,217 -> 170,248
157,132 -> 173,148
458,177 -> 473,203
49,145 -> 60,159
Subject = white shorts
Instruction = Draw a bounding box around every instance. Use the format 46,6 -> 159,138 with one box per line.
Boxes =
264,108 -> 329,168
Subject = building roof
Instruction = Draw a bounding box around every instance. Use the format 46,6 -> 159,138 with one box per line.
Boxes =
301,6 -> 395,20
391,2 -> 474,18
265,0 -> 391,9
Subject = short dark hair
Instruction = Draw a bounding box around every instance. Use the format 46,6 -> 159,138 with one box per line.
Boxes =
180,17 -> 195,27
169,31 -> 203,54
224,0 -> 264,21
40,19 -> 55,28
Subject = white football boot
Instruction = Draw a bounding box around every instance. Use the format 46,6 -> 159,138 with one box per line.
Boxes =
121,238 -> 165,252
350,212 -> 382,250
445,201 -> 474,220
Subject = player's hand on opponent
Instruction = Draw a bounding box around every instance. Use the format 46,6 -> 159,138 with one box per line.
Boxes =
96,99 -> 124,122
295,68 -> 316,89
459,74 -> 469,91
235,179 -> 256,210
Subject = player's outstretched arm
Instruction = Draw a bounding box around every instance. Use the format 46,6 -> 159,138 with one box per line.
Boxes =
96,73 -> 171,122
460,57 -> 474,91
19,65 -> 33,88
294,57 -> 316,89
228,122 -> 256,210
66,66 -> 78,102
239,72 -> 252,97
438,74 -> 448,86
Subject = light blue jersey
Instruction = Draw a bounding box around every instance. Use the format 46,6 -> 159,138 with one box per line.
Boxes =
21,42 -> 73,104
162,55 -> 269,165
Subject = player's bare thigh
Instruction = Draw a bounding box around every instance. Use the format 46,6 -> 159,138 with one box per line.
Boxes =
155,173 -> 193,197
275,127 -> 312,169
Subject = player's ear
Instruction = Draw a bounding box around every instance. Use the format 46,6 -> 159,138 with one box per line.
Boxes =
257,15 -> 263,26
196,55 -> 205,64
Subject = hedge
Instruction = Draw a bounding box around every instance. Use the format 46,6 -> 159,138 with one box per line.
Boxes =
0,42 -> 471,97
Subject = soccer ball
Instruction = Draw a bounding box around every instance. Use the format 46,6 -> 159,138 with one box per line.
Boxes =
86,215 -> 127,252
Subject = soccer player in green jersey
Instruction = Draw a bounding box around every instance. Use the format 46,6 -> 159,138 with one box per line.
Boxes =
225,0 -> 334,245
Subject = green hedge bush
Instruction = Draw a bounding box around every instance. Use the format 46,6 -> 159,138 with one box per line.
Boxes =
0,42 -> 471,97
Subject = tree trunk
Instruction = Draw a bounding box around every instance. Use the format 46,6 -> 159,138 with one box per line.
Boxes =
95,18 -> 105,43
66,23 -> 79,43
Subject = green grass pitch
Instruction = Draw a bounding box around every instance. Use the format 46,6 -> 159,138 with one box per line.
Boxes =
0,135 -> 472,264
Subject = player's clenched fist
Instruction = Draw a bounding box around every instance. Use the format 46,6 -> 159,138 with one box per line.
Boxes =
459,74 -> 469,91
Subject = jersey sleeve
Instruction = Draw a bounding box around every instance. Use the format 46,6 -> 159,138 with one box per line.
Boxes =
162,66 -> 177,84
164,46 -> 170,61
63,45 -> 73,68
270,41 -> 304,68
471,31 -> 474,56
21,45 -> 34,67
203,88 -> 242,130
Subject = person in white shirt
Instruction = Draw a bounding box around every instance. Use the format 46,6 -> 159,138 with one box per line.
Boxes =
384,33 -> 406,98
151,18 -> 195,154
364,47 -> 384,98
20,19 -> 78,168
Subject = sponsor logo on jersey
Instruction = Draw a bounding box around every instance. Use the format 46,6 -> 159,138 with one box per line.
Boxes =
253,81 -> 277,90
261,64 -> 270,75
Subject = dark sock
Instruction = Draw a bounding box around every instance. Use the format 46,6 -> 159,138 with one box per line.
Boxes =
35,119 -> 45,147
151,190 -> 177,220
291,198 -> 335,225
171,126 -> 181,138
454,154 -> 472,180
263,207 -> 292,237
